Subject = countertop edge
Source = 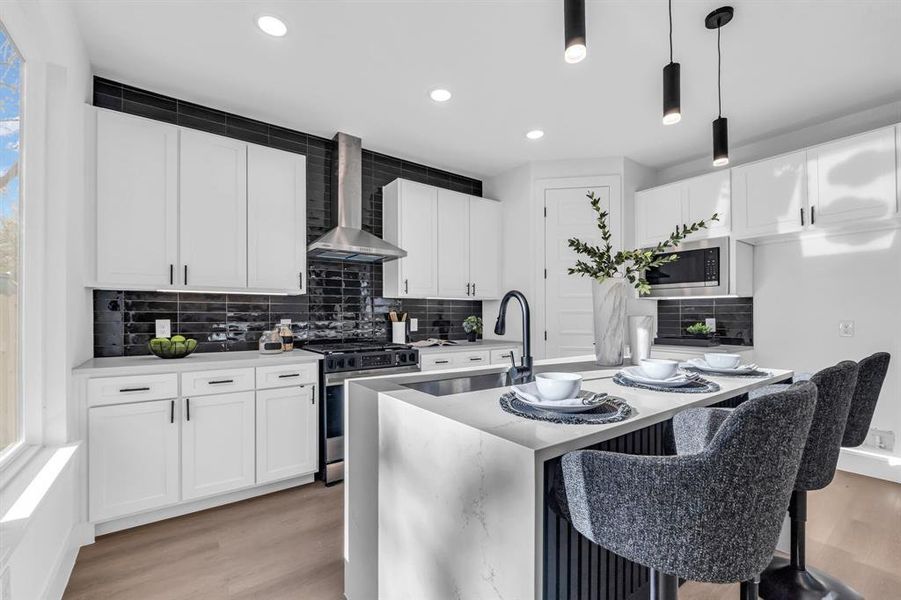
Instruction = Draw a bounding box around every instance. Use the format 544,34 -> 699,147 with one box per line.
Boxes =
73,349 -> 323,376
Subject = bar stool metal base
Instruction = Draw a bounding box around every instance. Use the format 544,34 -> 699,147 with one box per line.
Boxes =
759,556 -> 863,600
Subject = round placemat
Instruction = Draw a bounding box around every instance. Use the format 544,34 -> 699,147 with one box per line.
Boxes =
498,392 -> 633,425
612,373 -> 720,393
681,366 -> 772,378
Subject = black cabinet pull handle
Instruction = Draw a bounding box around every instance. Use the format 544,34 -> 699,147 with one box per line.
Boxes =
811,206 -> 816,224
472,282 -> 476,296
299,272 -> 304,289
800,208 -> 805,226
184,265 -> 188,285
186,398 -> 191,421
470,357 -> 482,361
466,283 -> 471,296
119,386 -> 150,393
404,279 -> 409,294
208,379 -> 234,385
170,400 -> 174,424
278,373 -> 300,379
169,264 -> 174,285
435,360 -> 449,364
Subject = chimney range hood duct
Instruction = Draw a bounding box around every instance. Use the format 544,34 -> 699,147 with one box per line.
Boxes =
307,132 -> 407,263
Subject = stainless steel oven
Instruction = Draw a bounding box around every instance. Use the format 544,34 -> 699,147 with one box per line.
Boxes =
645,237 -> 730,298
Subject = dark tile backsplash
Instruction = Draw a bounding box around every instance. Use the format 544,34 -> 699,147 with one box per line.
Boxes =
92,78 -> 483,357
656,298 -> 754,346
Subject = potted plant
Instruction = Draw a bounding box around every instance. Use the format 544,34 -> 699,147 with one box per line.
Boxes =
686,322 -> 716,340
463,315 -> 482,342
568,191 -> 718,365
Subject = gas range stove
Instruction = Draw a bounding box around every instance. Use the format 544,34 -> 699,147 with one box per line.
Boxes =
302,340 -> 419,374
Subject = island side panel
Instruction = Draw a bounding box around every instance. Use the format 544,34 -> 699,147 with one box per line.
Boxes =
379,394 -> 538,600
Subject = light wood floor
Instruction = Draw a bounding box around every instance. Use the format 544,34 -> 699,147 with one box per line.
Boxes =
65,470 -> 901,599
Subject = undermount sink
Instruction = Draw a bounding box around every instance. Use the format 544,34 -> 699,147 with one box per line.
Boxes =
403,372 -> 512,397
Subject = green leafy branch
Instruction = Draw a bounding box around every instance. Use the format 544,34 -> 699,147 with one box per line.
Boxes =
567,191 -> 719,295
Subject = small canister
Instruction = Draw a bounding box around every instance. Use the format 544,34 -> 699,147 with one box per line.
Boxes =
259,330 -> 284,354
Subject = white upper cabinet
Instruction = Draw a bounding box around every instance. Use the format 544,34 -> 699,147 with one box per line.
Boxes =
92,108 -> 308,293
247,144 -> 307,292
468,197 -> 501,299
806,127 -> 898,227
179,129 -> 248,289
384,179 -> 502,299
683,171 -> 731,240
182,391 -> 256,501
635,171 -> 730,247
635,183 -> 684,247
731,150 -> 808,239
89,399 -> 179,521
95,110 -> 178,287
437,189 -> 470,298
383,180 -> 439,297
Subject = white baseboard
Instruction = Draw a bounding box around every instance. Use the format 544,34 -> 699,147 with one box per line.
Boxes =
93,474 -> 315,536
43,522 -> 93,600
837,447 -> 901,484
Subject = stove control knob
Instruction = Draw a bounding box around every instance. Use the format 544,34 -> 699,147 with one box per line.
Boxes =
337,358 -> 346,369
347,357 -> 357,368
327,359 -> 336,370
398,353 -> 407,363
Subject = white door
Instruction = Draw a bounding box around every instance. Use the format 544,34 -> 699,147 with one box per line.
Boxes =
89,399 -> 179,521
95,110 -> 178,287
469,197 -> 501,299
544,179 -> 621,358
732,151 -> 807,238
182,391 -> 255,500
436,189 -> 470,298
635,184 -> 683,247
179,129 -> 248,289
807,127 -> 898,227
683,170 -> 732,240
256,385 -> 317,484
247,144 -> 307,292
398,180 -> 439,297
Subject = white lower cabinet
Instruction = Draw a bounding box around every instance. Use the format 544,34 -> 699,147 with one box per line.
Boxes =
182,391 -> 256,501
420,347 -> 517,371
89,399 -> 179,521
256,385 -> 318,484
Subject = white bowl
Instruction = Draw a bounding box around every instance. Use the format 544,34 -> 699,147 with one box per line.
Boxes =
639,358 -> 679,381
535,372 -> 583,401
704,353 -> 741,369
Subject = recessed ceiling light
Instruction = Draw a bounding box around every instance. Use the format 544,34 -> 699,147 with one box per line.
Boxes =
257,15 -> 288,37
429,88 -> 452,102
526,129 -> 545,140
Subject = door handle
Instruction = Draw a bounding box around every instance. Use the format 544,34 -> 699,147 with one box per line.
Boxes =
800,208 -> 805,226
466,282 -> 470,296
169,264 -> 174,286
404,279 -> 409,294
469,357 -> 483,361
119,386 -> 150,393
170,400 -> 174,424
811,206 -> 816,224
472,282 -> 476,296
208,379 -> 234,385
299,272 -> 304,289
278,373 -> 300,379
185,398 -> 191,421
435,360 -> 450,364
184,264 -> 188,285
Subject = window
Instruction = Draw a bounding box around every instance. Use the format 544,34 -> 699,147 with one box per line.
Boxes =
0,23 -> 22,457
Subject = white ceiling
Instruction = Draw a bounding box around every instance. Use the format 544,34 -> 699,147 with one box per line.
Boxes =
70,0 -> 901,179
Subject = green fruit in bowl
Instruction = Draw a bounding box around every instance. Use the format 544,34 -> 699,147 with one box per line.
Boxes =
171,335 -> 186,343
148,335 -> 197,359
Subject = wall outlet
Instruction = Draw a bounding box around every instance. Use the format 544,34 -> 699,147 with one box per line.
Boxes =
280,318 -> 292,325
705,318 -> 716,330
838,320 -> 855,337
155,319 -> 171,338
409,318 -> 418,332
863,428 -> 895,452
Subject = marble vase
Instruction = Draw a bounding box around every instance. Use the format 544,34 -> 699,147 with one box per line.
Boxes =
591,278 -> 628,366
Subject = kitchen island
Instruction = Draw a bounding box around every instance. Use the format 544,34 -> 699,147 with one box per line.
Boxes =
344,357 -> 792,600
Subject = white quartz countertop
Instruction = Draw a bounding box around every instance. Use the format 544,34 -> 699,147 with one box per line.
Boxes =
73,349 -> 322,376
352,355 -> 790,461
652,343 -> 754,353
414,339 -> 521,354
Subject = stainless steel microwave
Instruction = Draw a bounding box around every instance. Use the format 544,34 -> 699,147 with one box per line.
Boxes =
644,237 -> 731,298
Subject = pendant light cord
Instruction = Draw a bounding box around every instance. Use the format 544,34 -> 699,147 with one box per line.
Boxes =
717,25 -> 722,117
668,0 -> 674,63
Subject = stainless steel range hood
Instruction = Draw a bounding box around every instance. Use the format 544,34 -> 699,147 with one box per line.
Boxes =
307,132 -> 407,263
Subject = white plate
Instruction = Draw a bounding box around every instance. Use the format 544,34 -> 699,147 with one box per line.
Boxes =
684,358 -> 759,374
513,391 -> 609,413
619,366 -> 700,388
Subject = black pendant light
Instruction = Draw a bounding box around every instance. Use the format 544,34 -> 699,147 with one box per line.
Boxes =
564,0 -> 587,63
662,0 -> 681,125
706,6 -> 733,166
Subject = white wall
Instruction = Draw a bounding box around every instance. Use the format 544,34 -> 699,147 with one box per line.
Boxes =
0,0 -> 92,597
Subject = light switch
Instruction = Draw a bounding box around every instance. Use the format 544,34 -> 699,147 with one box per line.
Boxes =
409,318 -> 418,332
155,319 -> 171,338
839,321 -> 854,337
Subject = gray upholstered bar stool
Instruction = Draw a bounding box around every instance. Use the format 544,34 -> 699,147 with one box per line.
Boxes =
760,353 -> 889,600
673,360 -> 861,599
562,382 -> 818,600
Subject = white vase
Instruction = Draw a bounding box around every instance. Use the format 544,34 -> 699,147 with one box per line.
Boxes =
628,315 -> 655,366
591,278 -> 629,366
